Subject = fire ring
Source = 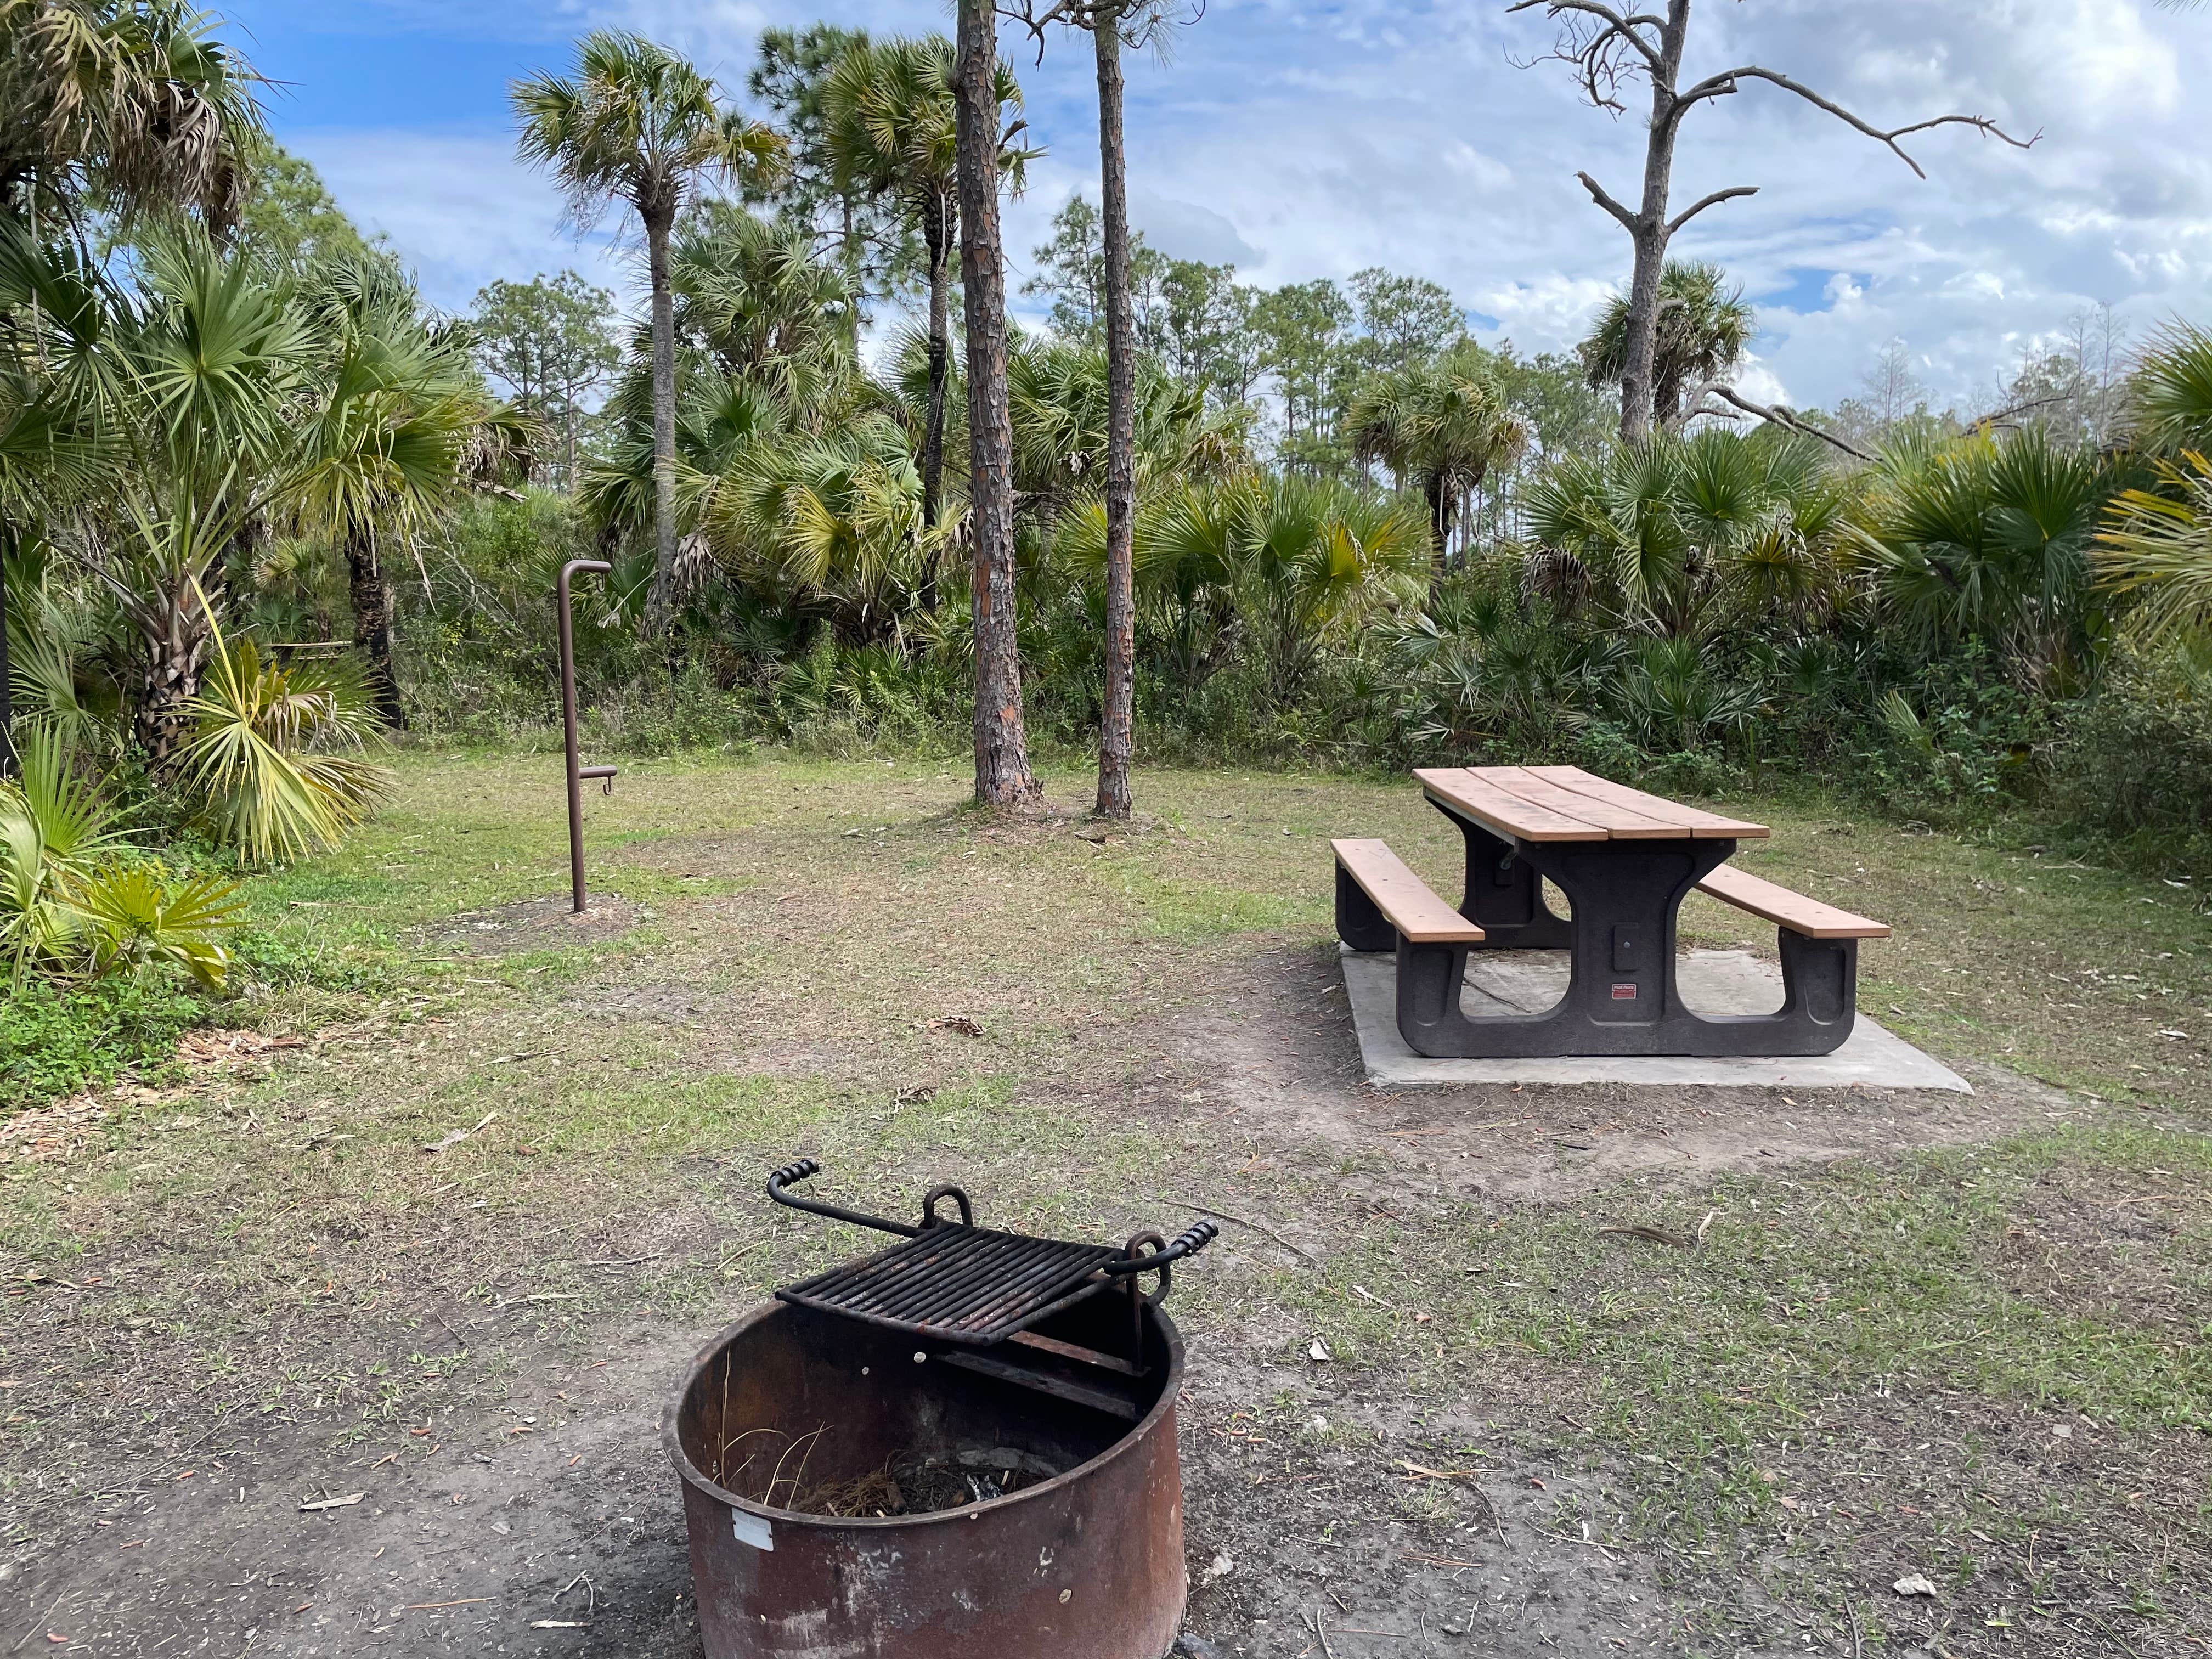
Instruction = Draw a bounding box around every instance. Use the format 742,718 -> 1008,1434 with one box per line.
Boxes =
665,1297 -> 1190,1658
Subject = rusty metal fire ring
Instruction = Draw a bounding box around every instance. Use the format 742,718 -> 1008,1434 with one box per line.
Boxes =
664,1298 -> 1191,1658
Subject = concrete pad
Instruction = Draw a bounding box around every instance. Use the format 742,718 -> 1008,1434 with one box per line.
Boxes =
1342,946 -> 1972,1092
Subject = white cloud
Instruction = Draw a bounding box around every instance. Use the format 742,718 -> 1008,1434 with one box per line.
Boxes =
1129,191 -> 1263,267
290,129 -> 633,313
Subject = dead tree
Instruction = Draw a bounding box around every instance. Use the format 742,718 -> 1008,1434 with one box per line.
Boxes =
1508,0 -> 2036,443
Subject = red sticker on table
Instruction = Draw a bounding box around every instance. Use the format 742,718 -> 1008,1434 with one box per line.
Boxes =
1611,983 -> 1638,1000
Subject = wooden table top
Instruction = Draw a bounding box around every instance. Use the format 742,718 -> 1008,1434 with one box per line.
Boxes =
1413,765 -> 1769,843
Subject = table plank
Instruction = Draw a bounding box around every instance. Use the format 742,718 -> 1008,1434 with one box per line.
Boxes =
1526,766 -> 1768,839
1331,839 -> 1487,942
1472,766 -> 1688,839
1696,863 -> 1888,939
1414,768 -> 1609,842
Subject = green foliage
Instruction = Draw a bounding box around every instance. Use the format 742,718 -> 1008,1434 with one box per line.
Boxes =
1521,427 -> 1850,639
2096,451 -> 2212,644
0,722 -> 242,990
1849,429 -> 2117,682
67,858 -> 242,988
0,972 -> 204,1113
236,140 -> 377,273
467,272 -> 619,492
2049,637 -> 2212,876
0,720 -> 131,974
2128,319 -> 2212,455
177,626 -> 391,865
1577,260 -> 1753,430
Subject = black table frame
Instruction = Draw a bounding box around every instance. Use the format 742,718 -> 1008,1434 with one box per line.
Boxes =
1335,794 -> 1859,1058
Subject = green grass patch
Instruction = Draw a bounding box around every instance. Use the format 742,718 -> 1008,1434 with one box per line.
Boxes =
1,977 -> 207,1111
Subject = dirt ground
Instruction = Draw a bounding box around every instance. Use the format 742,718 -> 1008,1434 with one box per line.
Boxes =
3,758 -> 2207,1657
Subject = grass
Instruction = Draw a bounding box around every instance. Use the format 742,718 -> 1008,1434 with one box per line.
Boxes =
2,752 -> 2209,1654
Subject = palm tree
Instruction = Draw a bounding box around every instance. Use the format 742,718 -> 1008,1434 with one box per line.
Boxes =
1579,261 -> 1755,433
96,225 -> 308,764
1848,430 -> 2113,680
823,36 -> 1027,551
669,202 -> 859,395
2090,321 -> 2212,645
1521,428 -> 1852,643
289,257 -> 516,729
512,32 -> 784,633
1345,352 -> 1527,567
0,0 -> 266,233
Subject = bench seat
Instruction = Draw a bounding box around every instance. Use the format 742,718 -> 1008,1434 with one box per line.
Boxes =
1331,838 -> 1485,945
1695,864 -> 1888,940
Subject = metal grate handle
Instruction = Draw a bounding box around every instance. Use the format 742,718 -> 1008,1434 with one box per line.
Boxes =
1102,1218 -> 1219,1276
766,1159 -> 922,1239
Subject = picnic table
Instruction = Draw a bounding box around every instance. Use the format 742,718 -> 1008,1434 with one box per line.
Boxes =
1331,765 -> 1887,1059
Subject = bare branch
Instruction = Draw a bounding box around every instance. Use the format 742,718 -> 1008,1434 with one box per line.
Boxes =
1666,183 -> 1757,233
1673,65 -> 2038,178
997,0 -> 1084,64
1506,0 -> 1670,112
1696,384 -> 1876,462
1505,0 -> 1667,73
1575,170 -> 1640,230
1966,391 -> 2071,429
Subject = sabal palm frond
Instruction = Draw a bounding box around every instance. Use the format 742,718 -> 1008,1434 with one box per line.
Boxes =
512,31 -> 784,228
2127,320 -> 2212,455
176,620 -> 389,865
1849,428 -> 2111,667
0,0 -> 267,230
2096,451 -> 2212,644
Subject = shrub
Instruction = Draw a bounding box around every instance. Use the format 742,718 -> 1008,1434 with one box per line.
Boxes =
2049,639 -> 2212,877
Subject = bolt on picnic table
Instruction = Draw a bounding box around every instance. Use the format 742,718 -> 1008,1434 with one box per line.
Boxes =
557,559 -> 617,915
1333,765 -> 1888,1059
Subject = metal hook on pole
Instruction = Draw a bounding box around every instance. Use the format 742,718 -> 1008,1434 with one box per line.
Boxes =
557,559 -> 616,916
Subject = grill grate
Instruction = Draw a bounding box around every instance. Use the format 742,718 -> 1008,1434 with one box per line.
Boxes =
775,1225 -> 1126,1346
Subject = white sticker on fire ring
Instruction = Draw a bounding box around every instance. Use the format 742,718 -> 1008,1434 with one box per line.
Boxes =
732,1506 -> 775,1551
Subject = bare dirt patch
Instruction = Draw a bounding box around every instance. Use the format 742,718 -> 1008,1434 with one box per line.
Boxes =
417,894 -> 642,957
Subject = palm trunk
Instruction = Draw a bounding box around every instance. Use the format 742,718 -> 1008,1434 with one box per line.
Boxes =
955,0 -> 1040,810
346,527 -> 407,730
1094,18 -> 1137,822
646,204 -> 680,635
0,539 -> 15,776
1425,474 -> 1451,574
134,592 -> 213,768
918,189 -> 952,613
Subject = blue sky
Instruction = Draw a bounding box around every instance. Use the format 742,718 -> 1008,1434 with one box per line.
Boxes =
228,0 -> 2212,413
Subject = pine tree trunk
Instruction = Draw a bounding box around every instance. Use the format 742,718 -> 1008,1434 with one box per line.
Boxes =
347,527 -> 408,730
955,0 -> 1040,810
1093,17 -> 1137,822
646,205 -> 680,635
918,191 -> 952,613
